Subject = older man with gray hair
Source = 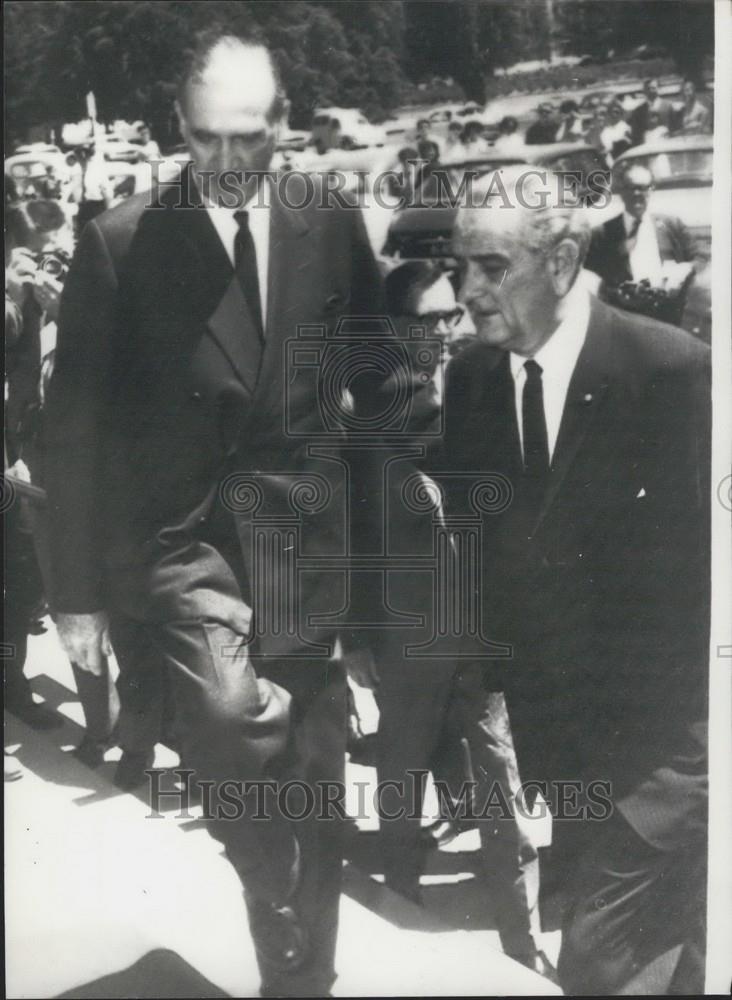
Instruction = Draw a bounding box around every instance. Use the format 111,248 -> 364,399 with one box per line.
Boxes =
440,166 -> 710,993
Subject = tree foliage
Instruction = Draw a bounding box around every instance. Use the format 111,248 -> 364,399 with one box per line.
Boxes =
4,0 -> 714,146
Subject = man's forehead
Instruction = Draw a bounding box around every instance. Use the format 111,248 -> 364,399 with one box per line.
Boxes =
185,44 -> 276,117
454,206 -> 522,256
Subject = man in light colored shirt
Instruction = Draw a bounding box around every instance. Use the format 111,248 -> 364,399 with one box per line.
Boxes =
585,164 -> 698,293
554,100 -> 585,144
509,278 -> 589,463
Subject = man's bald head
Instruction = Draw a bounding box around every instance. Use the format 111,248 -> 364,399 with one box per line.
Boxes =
616,163 -> 654,221
175,28 -> 287,206
177,29 -> 285,123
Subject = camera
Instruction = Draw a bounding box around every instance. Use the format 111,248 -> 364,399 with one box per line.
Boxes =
285,316 -> 444,439
32,248 -> 71,282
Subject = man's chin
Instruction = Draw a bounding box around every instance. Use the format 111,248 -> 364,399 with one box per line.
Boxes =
475,317 -> 510,347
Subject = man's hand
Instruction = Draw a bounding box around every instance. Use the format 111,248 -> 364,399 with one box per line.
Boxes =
5,249 -> 36,308
56,611 -> 111,677
33,271 -> 63,322
344,646 -> 380,690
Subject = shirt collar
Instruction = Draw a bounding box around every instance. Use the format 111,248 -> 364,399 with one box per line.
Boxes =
199,174 -> 273,217
510,282 -> 590,382
623,210 -> 649,234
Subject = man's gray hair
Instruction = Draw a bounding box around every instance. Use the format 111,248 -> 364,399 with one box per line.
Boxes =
460,165 -> 592,262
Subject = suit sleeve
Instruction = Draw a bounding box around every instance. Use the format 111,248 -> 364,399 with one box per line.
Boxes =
583,225 -> 607,282
341,205 -> 386,652
43,220 -> 118,613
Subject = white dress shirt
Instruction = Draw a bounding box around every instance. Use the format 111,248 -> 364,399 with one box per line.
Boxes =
203,179 -> 271,330
510,283 -> 590,464
624,211 -> 663,285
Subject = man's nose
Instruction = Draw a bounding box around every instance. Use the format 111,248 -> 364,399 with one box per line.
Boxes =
457,262 -> 485,306
214,139 -> 243,171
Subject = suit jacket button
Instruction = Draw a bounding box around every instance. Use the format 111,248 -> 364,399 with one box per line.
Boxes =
191,391 -> 202,402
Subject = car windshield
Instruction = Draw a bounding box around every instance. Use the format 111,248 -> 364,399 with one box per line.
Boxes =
545,149 -> 608,176
622,149 -> 712,187
10,161 -> 43,177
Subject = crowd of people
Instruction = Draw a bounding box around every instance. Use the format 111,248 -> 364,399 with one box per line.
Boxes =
417,76 -> 712,169
4,29 -> 712,999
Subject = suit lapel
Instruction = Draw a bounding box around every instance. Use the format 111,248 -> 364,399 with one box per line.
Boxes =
166,167 -> 277,392
652,215 -> 674,261
531,297 -> 615,534
165,165 -> 233,308
251,182 -> 311,410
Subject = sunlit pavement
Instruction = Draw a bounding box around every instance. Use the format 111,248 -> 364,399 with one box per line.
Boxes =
5,623 -> 561,997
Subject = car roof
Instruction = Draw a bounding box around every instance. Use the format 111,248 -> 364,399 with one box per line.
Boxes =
443,142 -> 601,171
6,151 -> 61,167
314,107 -> 364,118
616,134 -> 713,159
15,143 -> 60,153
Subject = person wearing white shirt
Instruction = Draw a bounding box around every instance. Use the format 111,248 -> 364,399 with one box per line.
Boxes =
493,116 -> 526,157
509,278 -> 589,464
77,143 -> 113,230
599,102 -> 632,163
584,164 -> 698,296
555,100 -> 585,143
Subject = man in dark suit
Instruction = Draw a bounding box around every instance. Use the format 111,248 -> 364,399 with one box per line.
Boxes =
444,166 -> 709,993
585,164 -> 699,289
44,28 -> 383,998
628,78 -> 672,146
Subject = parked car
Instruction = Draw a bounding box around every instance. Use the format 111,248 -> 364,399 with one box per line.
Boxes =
102,135 -> 147,163
13,142 -> 63,157
384,142 -> 611,259
311,108 -> 386,151
5,149 -> 70,198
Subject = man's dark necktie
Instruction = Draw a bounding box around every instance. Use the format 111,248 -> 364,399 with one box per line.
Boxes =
626,216 -> 640,241
522,359 -> 550,480
233,209 -> 264,341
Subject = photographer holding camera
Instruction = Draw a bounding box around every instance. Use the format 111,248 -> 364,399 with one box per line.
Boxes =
5,199 -> 69,728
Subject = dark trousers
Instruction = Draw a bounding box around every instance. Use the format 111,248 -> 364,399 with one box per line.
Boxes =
376,652 -> 539,957
4,499 -> 44,709
111,616 -> 346,997
446,665 -> 540,958
76,199 -> 106,232
557,812 -> 706,994
375,655 -> 457,898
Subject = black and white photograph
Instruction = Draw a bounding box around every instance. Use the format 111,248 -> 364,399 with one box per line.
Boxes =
4,0 -> 731,995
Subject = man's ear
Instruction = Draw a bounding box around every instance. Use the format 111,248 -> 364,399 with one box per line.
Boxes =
549,238 -> 581,296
